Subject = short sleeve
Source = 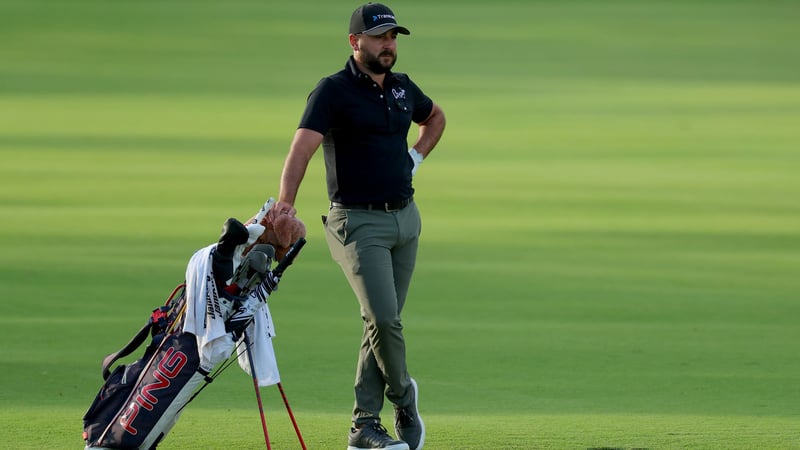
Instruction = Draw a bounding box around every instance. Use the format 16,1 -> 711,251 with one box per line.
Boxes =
407,78 -> 434,124
298,78 -> 335,134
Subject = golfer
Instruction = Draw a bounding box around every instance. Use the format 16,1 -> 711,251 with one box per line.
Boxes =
270,3 -> 445,449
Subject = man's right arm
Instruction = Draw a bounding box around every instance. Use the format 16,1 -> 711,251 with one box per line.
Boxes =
272,128 -> 325,218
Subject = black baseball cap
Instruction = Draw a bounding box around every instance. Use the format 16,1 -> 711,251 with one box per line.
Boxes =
349,3 -> 410,36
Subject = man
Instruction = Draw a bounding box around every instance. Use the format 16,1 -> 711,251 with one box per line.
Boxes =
270,3 -> 445,449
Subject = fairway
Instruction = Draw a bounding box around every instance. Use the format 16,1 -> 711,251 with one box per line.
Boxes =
2,1 -> 799,449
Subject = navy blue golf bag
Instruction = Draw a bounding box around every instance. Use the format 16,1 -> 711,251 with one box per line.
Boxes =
82,286 -> 212,450
82,213 -> 307,450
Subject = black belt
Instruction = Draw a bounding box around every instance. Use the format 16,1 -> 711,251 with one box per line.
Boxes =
331,197 -> 413,212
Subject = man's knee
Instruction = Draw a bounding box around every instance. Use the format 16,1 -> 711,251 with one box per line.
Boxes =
366,314 -> 403,337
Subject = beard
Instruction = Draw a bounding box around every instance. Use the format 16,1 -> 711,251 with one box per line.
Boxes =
363,49 -> 397,74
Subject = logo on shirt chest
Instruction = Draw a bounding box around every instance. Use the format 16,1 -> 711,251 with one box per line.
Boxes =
391,87 -> 406,100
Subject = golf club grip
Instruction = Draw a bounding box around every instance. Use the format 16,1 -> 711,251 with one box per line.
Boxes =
272,237 -> 306,278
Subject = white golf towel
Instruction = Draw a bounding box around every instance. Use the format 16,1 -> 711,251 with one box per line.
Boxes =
183,244 -> 280,386
235,290 -> 280,386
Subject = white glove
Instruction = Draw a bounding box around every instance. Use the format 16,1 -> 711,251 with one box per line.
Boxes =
409,148 -> 423,176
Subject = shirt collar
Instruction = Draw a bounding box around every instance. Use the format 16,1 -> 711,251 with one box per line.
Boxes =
346,56 -> 396,85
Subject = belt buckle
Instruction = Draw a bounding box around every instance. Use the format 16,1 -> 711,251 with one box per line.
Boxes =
383,202 -> 396,212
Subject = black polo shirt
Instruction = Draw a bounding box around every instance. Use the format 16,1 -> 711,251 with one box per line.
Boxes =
298,57 -> 434,204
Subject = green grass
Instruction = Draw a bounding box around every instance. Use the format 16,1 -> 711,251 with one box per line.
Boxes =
1,0 -> 799,448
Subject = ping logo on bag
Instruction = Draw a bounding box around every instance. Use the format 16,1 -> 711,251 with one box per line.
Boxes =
119,346 -> 189,435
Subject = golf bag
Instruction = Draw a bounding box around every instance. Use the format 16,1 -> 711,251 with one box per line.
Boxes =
82,286 -> 205,450
83,209 -> 306,450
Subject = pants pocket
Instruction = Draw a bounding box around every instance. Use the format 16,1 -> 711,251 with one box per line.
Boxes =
325,207 -> 348,245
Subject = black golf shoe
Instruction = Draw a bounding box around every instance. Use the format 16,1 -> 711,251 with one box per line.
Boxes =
347,420 -> 409,450
394,378 -> 425,450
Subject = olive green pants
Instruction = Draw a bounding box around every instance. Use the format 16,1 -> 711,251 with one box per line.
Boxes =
324,202 -> 421,424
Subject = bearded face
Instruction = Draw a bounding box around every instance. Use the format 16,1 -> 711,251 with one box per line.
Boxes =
353,30 -> 399,75
362,47 -> 397,74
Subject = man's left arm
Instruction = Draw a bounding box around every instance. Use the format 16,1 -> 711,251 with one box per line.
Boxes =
411,102 -> 446,159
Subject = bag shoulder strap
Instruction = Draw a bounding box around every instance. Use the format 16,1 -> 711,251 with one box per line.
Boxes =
100,306 -> 170,380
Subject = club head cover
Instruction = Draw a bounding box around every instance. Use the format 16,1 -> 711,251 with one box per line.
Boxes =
212,218 -> 250,284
